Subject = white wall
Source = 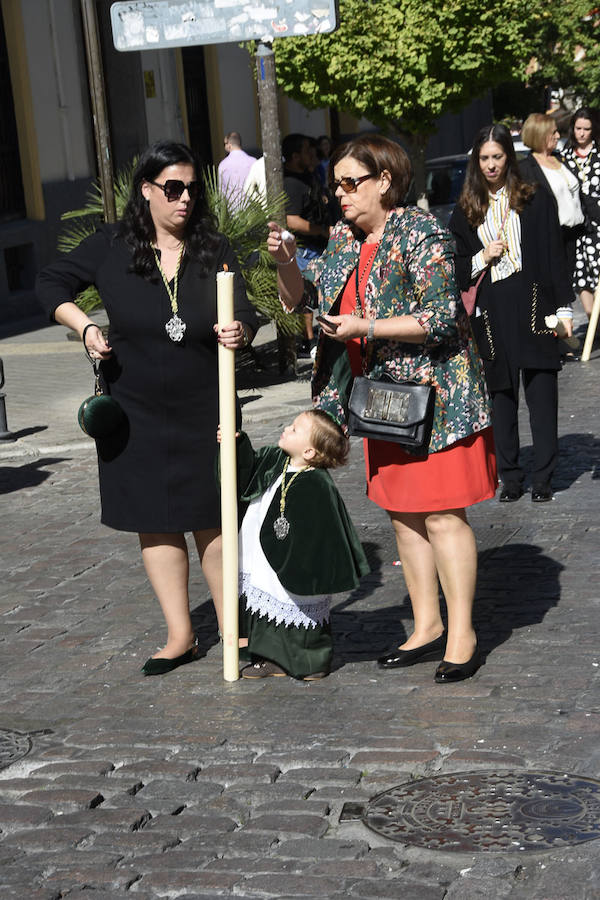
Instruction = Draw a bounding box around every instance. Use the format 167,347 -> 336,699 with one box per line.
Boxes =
216,43 -> 260,156
285,98 -> 329,140
22,0 -> 94,182
140,49 -> 187,146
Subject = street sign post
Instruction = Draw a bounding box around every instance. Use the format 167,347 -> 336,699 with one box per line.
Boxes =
110,1 -> 337,50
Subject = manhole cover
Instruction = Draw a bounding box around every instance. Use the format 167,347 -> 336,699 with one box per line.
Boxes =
0,728 -> 33,771
341,771 -> 600,852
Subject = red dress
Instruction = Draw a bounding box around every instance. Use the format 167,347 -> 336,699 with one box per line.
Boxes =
341,244 -> 497,513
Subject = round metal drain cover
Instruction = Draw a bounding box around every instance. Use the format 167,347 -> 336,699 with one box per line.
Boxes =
361,771 -> 600,852
0,729 -> 33,771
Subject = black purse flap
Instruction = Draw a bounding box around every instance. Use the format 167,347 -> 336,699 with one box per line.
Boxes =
349,376 -> 434,427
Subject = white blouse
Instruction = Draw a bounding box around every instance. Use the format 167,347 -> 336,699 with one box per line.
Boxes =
542,164 -> 584,227
471,187 -> 522,283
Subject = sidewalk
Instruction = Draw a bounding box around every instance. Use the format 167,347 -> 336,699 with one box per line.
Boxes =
1,311 -> 600,899
0,315 -> 314,459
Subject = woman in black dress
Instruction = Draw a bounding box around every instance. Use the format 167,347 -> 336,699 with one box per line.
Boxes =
36,141 -> 258,675
562,108 -> 600,319
450,125 -> 572,503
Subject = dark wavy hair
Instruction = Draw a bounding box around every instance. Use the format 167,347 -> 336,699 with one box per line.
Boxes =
119,140 -> 220,279
457,124 -> 535,227
329,134 -> 413,212
566,107 -> 600,149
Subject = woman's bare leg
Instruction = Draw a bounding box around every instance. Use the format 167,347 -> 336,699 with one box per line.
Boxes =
580,289 -> 594,318
389,512 -> 444,649
139,533 -> 196,659
192,528 -> 224,631
192,529 -> 248,647
424,508 -> 477,664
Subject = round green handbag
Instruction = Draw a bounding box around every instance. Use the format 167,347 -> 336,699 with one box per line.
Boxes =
78,360 -> 124,439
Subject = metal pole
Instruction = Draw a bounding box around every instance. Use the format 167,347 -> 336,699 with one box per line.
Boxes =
80,0 -> 117,223
254,41 -> 296,375
0,359 -> 16,442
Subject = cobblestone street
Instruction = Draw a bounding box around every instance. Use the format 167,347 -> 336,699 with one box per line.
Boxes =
1,316 -> 599,898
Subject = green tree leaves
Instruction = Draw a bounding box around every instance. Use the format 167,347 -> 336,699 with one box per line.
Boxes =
273,0 -> 543,137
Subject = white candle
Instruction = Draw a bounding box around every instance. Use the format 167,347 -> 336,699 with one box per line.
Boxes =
216,269 -> 239,682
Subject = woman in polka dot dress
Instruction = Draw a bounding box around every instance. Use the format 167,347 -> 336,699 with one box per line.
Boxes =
562,108 -> 600,318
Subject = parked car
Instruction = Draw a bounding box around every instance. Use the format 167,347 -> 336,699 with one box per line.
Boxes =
425,154 -> 469,225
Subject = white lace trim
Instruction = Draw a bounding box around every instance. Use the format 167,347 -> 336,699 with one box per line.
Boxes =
240,572 -> 330,629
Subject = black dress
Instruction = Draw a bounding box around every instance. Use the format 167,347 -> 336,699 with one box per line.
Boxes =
449,190 -> 570,391
36,225 -> 258,533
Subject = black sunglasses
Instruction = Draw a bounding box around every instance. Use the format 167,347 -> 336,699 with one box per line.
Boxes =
331,174 -> 375,194
149,179 -> 199,201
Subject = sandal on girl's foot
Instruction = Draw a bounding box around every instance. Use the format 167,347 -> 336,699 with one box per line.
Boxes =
141,642 -> 199,676
241,660 -> 288,679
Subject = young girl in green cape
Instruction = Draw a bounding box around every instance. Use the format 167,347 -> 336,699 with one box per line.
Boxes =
224,409 -> 369,681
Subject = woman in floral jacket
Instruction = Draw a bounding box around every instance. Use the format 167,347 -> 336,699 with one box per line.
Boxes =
268,134 -> 496,683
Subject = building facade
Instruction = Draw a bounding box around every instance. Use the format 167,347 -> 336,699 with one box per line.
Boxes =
0,0 -> 331,324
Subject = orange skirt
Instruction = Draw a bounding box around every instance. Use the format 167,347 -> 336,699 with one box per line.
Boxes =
364,427 -> 497,513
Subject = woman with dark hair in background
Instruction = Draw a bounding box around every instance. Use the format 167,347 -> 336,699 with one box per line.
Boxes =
269,134 -> 496,683
450,124 -> 573,504
36,140 -> 258,675
562,107 -> 600,319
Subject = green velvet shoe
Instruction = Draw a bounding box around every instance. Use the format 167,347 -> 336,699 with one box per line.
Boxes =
141,643 -> 199,676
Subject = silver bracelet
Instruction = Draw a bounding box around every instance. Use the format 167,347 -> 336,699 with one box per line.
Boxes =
366,319 -> 376,342
275,257 -> 296,267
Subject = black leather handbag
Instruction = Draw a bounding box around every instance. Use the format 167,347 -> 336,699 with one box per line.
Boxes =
346,244 -> 436,455
78,359 -> 123,439
348,374 -> 436,454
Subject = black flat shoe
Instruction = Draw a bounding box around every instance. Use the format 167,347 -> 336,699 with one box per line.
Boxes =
142,643 -> 199,676
434,646 -> 482,683
531,485 -> 552,502
377,633 -> 446,669
499,485 -> 523,502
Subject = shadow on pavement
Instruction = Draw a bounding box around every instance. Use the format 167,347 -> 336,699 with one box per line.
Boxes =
519,432 -> 600,490
329,541 -> 562,671
8,425 -> 48,440
190,598 -> 220,654
0,456 -> 68,494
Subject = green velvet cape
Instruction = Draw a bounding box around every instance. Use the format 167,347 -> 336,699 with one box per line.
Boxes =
235,432 -> 370,596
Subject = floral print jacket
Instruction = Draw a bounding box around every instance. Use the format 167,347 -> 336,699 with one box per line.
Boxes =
303,207 -> 492,452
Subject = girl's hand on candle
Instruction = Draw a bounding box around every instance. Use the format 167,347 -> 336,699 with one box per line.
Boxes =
214,320 -> 249,349
217,425 -> 240,443
267,221 -> 296,264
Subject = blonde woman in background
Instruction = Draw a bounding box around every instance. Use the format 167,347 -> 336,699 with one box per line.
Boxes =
520,113 -> 584,309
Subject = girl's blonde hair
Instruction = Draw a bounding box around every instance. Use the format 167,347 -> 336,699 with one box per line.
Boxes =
306,409 -> 349,469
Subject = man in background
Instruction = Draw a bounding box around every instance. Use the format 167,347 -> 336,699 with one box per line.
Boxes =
282,133 -> 331,358
218,132 -> 257,207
